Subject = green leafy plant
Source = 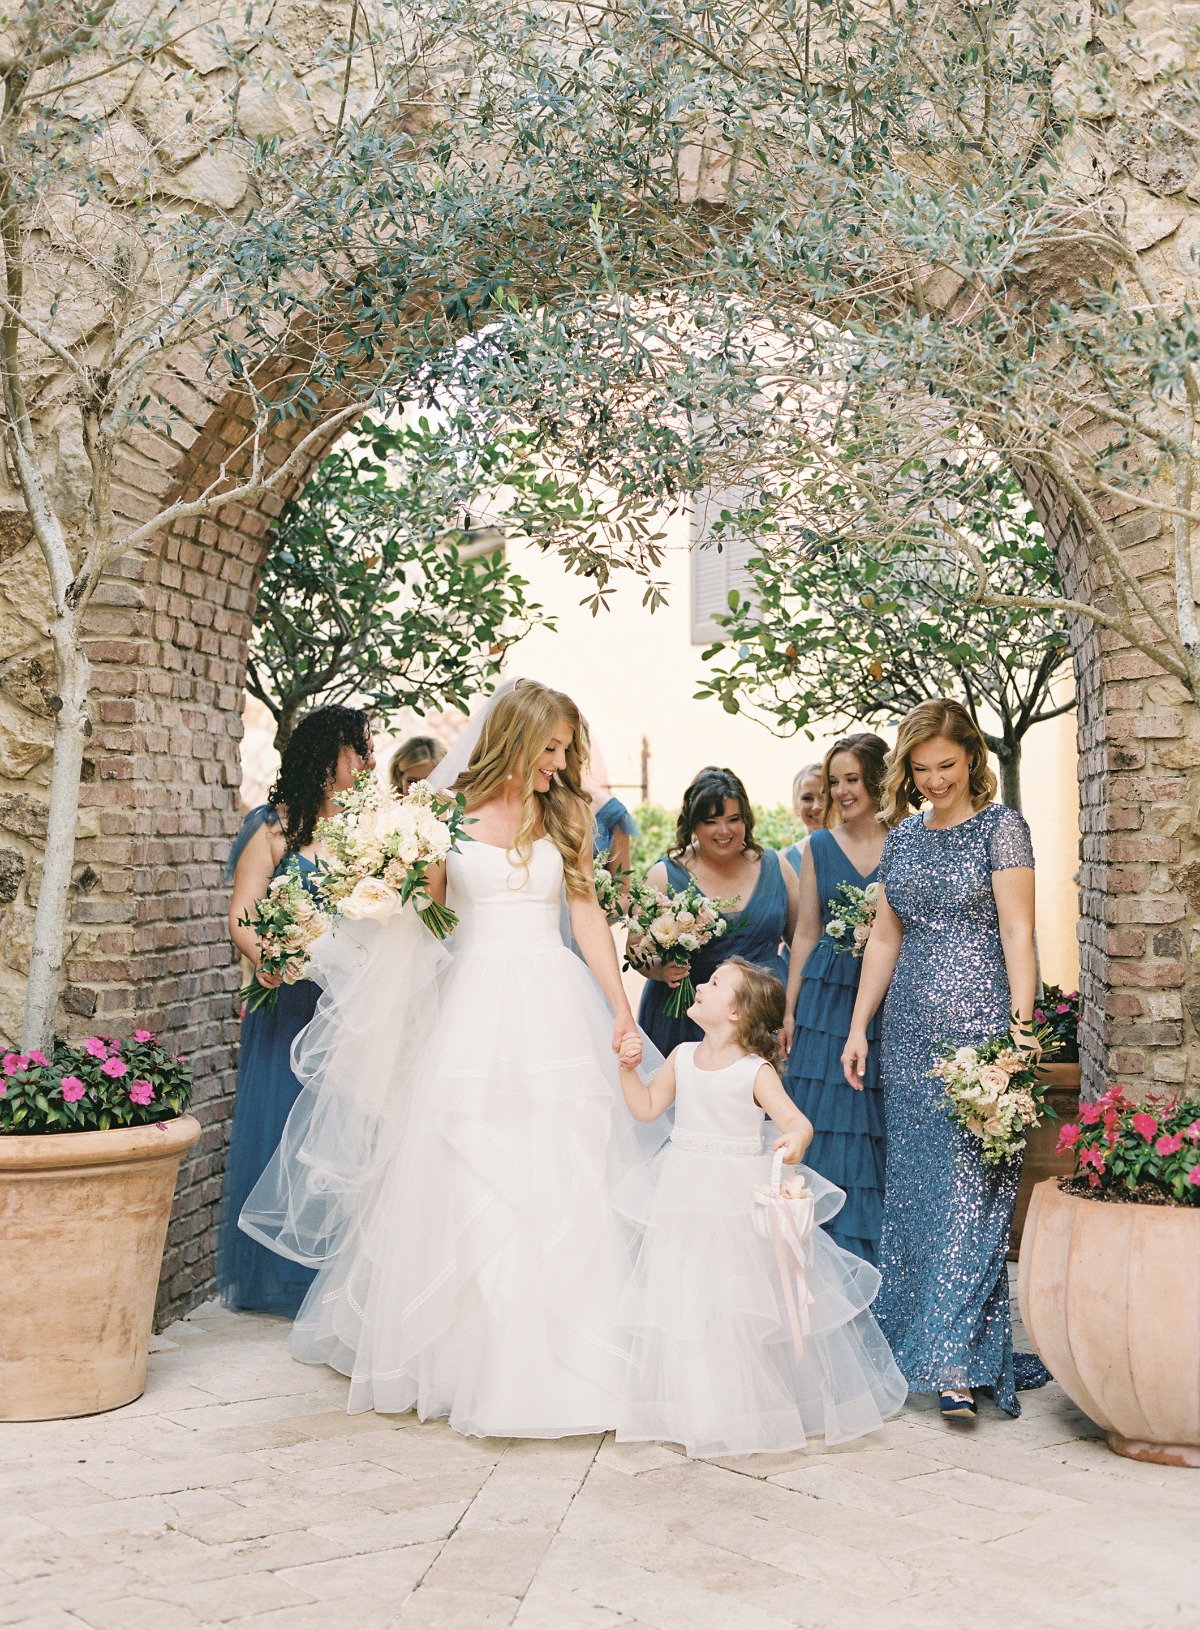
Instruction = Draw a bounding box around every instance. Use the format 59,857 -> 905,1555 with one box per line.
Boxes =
1059,1090 -> 1200,1205
1035,985 -> 1080,1066
696,474 -> 1073,812
0,1034 -> 192,1135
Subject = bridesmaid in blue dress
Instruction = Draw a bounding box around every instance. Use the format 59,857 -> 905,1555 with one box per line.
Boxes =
637,767 -> 797,1055
842,699 -> 1049,1420
783,735 -> 891,1264
782,761 -> 825,879
592,793 -> 637,869
218,705 -> 375,1315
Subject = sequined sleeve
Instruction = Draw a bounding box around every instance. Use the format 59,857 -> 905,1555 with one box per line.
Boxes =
988,805 -> 1034,872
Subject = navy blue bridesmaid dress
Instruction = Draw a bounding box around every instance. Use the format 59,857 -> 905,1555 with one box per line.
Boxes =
637,848 -> 790,1056
217,806 -> 318,1316
593,796 -> 637,859
783,829 -> 885,1264
874,804 -> 1050,1413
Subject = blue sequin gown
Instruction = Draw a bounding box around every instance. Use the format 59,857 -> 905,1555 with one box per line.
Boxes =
875,804 -> 1050,1414
784,829 -> 885,1264
217,807 -> 319,1317
638,849 -> 790,1055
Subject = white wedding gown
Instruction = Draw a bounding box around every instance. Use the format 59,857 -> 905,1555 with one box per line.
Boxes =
269,837 -> 662,1435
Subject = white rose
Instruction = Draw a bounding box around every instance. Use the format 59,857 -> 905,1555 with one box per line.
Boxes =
677,932 -> 700,952
864,882 -> 879,901
853,924 -> 870,944
650,915 -> 679,946
340,877 -> 402,921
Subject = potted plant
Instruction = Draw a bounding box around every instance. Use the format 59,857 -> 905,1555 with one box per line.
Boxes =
1018,1086 -> 1200,1466
1009,986 -> 1081,1257
0,1032 -> 199,1421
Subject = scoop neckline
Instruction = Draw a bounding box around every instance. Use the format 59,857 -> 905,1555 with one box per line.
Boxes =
690,1044 -> 762,1075
920,804 -> 994,834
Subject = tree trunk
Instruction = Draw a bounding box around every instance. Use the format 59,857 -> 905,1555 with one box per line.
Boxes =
998,744 -> 1023,813
22,619 -> 91,1050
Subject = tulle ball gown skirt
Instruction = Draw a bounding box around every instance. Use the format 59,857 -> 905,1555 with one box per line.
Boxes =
290,930 -> 652,1437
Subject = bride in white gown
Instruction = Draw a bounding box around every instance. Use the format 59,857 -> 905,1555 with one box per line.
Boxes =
242,679 -> 661,1436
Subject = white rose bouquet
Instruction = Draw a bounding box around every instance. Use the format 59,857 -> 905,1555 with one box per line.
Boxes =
237,864 -> 333,1013
930,1024 -> 1055,1167
626,875 -> 736,1019
237,776 -> 465,1013
824,880 -> 879,958
315,773 -> 464,939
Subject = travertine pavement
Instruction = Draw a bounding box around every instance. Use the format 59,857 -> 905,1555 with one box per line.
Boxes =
3,1290 -> 1197,1630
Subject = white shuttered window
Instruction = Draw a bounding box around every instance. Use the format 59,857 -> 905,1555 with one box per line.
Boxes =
689,487 -> 759,645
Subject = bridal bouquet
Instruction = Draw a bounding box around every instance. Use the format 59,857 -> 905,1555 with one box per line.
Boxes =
626,876 -> 734,1020
315,774 -> 463,936
593,850 -> 631,925
824,881 -> 878,957
237,865 -> 333,1012
238,777 -> 464,1012
930,1026 -> 1054,1167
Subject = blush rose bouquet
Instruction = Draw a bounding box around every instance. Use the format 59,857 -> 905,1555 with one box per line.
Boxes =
930,1024 -> 1055,1167
237,864 -> 332,1013
824,880 -> 879,958
625,875 -> 736,1019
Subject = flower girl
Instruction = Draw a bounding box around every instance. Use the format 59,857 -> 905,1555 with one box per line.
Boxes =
615,958 -> 907,1458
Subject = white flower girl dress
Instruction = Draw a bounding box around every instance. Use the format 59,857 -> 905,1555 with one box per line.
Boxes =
616,1043 -> 907,1457
242,835 -> 665,1437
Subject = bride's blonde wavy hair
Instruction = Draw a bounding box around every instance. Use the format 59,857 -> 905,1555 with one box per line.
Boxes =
453,680 -> 594,897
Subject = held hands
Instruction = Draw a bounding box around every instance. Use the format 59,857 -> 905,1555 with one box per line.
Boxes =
613,1018 -> 643,1069
841,1032 -> 868,1092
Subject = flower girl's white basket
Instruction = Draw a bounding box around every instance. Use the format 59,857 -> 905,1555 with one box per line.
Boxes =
752,1148 -> 817,1357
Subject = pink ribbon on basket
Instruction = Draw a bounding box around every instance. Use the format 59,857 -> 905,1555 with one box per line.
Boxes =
756,1148 -> 816,1360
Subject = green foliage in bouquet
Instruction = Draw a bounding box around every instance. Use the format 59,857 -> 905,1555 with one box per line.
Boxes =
0,1033 -> 192,1135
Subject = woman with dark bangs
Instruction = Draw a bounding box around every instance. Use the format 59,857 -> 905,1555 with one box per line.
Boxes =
218,704 -> 375,1315
636,767 -> 797,1057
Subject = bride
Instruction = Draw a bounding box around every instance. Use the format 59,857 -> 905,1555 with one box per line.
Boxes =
242,679 -> 662,1436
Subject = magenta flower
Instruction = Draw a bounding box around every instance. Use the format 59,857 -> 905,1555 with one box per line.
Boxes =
1188,1120 -> 1200,1143
134,1029 -> 154,1043
1189,1167 -> 1200,1188
84,1037 -> 108,1058
1131,1111 -> 1159,1142
1079,1146 -> 1106,1173
1033,1008 -> 1045,1022
1156,1132 -> 1184,1157
60,1076 -> 85,1102
1056,1123 -> 1080,1154
1056,1003 -> 1070,1015
1079,1102 -> 1101,1126
3,1051 -> 27,1076
27,1050 -> 49,1067
100,1056 -> 127,1078
129,1078 -> 155,1106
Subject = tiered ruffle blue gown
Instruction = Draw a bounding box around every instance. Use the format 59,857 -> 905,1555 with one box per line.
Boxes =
784,829 -> 885,1264
638,848 -> 790,1056
217,806 -> 319,1317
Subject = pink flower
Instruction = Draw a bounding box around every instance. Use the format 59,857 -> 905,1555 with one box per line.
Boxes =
1079,1102 -> 1102,1125
129,1078 -> 155,1106
100,1056 -> 127,1078
1033,1009 -> 1045,1022
27,1050 -> 49,1067
1056,1004 -> 1071,1015
84,1037 -> 108,1058
1056,1123 -> 1080,1153
134,1029 -> 154,1043
1156,1132 -> 1184,1157
60,1076 -> 85,1102
1187,1120 -> 1200,1143
3,1051 -> 27,1076
1131,1112 -> 1159,1142
1189,1167 -> 1200,1188
1079,1146 -> 1106,1173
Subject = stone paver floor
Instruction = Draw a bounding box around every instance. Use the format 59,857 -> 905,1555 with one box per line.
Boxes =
4,1289 -> 1199,1630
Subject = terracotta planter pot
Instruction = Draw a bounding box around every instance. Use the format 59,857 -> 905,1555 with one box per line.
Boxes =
1018,1177 -> 1200,1467
0,1115 -> 201,1421
1008,1063 -> 1082,1260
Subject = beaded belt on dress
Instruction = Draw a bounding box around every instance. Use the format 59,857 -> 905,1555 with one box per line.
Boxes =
671,1127 -> 766,1156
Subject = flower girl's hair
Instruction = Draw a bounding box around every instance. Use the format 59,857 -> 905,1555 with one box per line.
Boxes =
879,698 -> 997,826
725,957 -> 786,1071
453,680 -> 593,897
821,733 -> 891,828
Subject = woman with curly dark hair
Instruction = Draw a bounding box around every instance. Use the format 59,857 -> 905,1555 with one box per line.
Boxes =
636,766 -> 798,1057
218,704 -> 374,1314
